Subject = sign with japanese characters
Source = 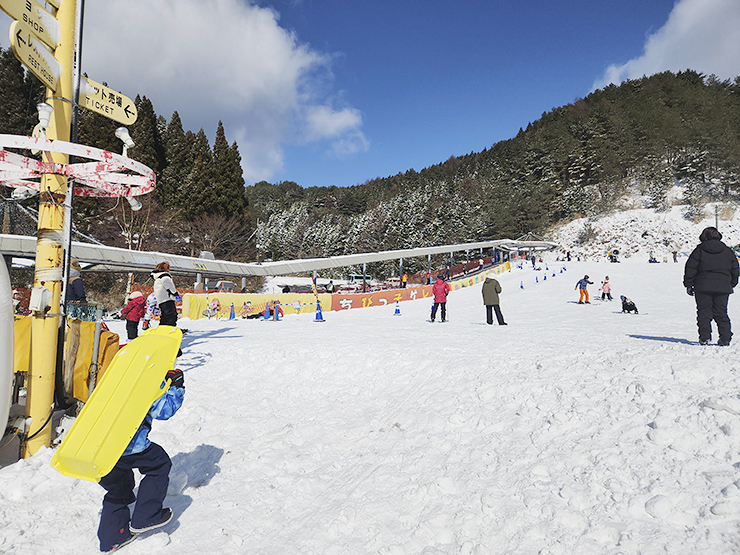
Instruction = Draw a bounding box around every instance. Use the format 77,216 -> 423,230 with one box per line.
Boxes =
0,0 -> 59,50
80,76 -> 138,125
9,19 -> 60,90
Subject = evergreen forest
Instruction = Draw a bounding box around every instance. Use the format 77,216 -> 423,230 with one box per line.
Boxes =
2,43 -> 740,279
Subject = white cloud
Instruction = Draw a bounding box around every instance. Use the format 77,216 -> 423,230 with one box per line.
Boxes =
81,0 -> 367,183
303,105 -> 370,156
593,0 -> 740,90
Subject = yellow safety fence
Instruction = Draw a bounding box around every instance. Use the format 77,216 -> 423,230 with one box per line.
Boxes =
182,293 -> 332,320
14,316 -> 119,402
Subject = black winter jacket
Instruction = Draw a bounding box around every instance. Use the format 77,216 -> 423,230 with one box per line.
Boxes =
683,239 -> 739,294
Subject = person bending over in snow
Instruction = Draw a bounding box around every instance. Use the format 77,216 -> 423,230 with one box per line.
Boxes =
620,295 -> 638,314
97,368 -> 185,552
575,275 -> 593,304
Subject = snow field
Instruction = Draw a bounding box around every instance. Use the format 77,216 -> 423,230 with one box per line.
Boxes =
2,254 -> 740,554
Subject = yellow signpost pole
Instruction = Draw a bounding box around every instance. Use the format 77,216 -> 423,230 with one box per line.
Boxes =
24,0 -> 76,457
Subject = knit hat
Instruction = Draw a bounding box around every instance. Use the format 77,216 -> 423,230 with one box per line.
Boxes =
70,259 -> 82,272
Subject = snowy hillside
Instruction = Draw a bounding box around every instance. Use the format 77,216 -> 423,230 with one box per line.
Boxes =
3,206 -> 740,554
549,200 -> 740,263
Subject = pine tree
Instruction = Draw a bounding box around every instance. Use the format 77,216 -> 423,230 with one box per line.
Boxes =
130,96 -> 164,177
0,46 -> 33,135
211,121 -> 247,216
180,129 -> 214,220
158,111 -> 192,207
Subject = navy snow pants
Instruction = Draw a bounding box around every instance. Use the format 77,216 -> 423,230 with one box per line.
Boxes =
98,443 -> 171,551
695,291 -> 732,344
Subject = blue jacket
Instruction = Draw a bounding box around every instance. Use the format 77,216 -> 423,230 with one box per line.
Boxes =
576,278 -> 593,290
123,385 -> 185,456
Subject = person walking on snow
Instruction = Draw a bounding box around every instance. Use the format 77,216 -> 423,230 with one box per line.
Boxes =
431,273 -> 450,322
121,291 -> 146,341
482,275 -> 507,325
575,275 -> 593,304
599,276 -> 613,301
683,226 -> 739,346
97,367 -> 185,552
151,262 -> 179,327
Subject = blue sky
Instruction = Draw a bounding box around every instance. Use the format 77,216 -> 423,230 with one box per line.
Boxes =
2,0 -> 739,188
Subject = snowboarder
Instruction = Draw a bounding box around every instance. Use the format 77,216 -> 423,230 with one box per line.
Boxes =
97,368 -> 185,552
620,295 -> 638,314
683,226 -> 739,346
575,275 -> 593,304
121,291 -> 146,341
431,274 -> 450,322
482,275 -> 507,325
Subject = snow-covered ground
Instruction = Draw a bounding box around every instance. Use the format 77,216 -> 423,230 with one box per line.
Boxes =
550,202 -> 740,263
3,207 -> 740,554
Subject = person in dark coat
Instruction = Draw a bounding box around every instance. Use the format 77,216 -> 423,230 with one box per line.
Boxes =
66,259 -> 87,303
683,227 -> 740,345
481,275 -> 507,325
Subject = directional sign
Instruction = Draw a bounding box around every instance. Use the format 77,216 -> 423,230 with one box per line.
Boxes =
0,0 -> 60,50
80,76 -> 138,126
9,19 -> 60,90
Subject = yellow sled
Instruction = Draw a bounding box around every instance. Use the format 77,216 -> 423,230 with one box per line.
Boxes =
51,325 -> 182,482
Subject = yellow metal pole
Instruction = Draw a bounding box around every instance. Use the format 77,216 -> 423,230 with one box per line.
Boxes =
24,0 -> 77,457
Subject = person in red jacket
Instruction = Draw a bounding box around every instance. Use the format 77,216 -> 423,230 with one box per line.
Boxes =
121,291 -> 147,341
431,273 -> 451,322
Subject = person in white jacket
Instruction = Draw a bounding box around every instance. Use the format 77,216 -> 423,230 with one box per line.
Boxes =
151,262 -> 179,327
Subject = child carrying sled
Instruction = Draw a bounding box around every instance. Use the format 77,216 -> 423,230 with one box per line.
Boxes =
97,368 -> 185,552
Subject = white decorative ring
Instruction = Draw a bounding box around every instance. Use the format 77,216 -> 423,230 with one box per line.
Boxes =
0,134 -> 155,198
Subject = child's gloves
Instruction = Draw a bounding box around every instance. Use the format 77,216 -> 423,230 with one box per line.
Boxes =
142,320 -> 150,330
166,369 -> 185,389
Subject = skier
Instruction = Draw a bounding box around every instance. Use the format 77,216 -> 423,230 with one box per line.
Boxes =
431,273 -> 450,322
575,275 -> 593,304
599,276 -> 613,301
97,367 -> 185,552
683,226 -> 739,346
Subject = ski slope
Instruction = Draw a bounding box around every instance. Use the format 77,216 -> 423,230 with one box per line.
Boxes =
3,253 -> 740,554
